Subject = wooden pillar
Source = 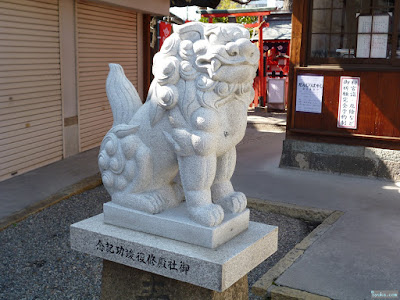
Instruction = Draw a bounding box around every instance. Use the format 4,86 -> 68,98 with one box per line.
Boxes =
257,16 -> 264,107
287,0 -> 310,131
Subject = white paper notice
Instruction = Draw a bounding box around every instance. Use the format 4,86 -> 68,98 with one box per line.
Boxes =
295,75 -> 324,113
371,34 -> 388,58
337,77 -> 360,129
373,15 -> 389,33
358,15 -> 372,33
356,34 -> 371,58
356,15 -> 389,58
357,16 -> 372,58
371,15 -> 389,58
268,79 -> 285,104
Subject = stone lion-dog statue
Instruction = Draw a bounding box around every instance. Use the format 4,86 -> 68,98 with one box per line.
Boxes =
98,22 -> 259,227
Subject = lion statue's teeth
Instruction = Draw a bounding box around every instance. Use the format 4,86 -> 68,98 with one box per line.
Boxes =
211,59 -> 221,72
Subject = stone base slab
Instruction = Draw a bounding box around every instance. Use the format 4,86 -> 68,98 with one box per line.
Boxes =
280,139 -> 400,181
70,214 -> 278,291
103,202 -> 250,249
101,260 -> 249,300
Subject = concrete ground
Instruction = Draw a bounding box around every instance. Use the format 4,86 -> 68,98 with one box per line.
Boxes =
234,118 -> 400,300
0,147 -> 100,227
1,111 -> 399,300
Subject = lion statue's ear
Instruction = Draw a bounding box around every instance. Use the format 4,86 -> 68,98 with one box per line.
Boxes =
172,22 -> 204,43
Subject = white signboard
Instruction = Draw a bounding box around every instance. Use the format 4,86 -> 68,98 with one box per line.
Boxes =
268,78 -> 285,104
295,75 -> 324,113
337,76 -> 360,129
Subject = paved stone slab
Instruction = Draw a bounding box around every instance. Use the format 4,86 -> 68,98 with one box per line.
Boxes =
251,211 -> 343,297
104,202 -> 249,248
70,214 -> 278,292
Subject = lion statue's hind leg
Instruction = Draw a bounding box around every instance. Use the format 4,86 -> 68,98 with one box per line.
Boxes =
111,184 -> 182,214
99,124 -> 182,215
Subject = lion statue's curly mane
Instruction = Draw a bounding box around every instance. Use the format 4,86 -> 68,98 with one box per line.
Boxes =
98,22 -> 259,228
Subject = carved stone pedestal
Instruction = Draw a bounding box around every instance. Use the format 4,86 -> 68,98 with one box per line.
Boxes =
101,260 -> 248,300
103,202 -> 250,249
70,214 -> 277,299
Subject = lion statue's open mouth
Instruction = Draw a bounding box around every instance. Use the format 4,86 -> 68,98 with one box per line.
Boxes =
98,22 -> 259,228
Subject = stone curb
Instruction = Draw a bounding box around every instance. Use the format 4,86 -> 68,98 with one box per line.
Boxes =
280,139 -> 400,181
269,286 -> 332,300
247,198 -> 333,224
247,123 -> 286,132
246,109 -> 287,133
0,173 -> 102,232
248,198 -> 343,299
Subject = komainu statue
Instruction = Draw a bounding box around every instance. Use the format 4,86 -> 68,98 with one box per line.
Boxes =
98,22 -> 259,227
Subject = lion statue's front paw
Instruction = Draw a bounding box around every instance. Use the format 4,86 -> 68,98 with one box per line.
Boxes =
215,192 -> 247,214
188,203 -> 224,227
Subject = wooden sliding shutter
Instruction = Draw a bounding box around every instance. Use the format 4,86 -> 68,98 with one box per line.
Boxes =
0,0 -> 63,181
76,0 -> 138,151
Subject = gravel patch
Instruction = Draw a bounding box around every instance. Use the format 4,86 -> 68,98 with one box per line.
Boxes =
0,185 -> 314,300
248,209 -> 313,300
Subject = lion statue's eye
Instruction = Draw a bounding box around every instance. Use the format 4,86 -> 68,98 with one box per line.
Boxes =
232,30 -> 244,41
208,33 -> 220,45
226,43 -> 239,56
193,40 -> 208,55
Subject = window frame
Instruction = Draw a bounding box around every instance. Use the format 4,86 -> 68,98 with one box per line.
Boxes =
307,0 -> 400,66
